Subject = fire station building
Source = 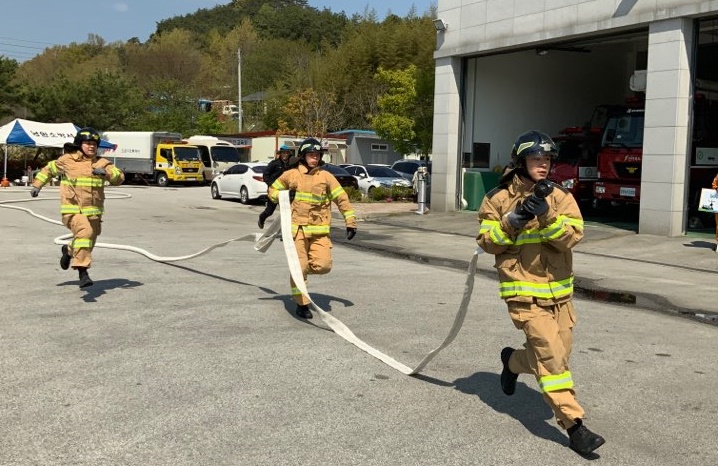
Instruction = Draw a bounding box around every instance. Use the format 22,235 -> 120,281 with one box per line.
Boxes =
432,0 -> 718,236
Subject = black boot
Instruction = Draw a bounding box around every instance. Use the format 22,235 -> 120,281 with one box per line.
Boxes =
295,304 -> 312,319
500,347 -> 518,395
60,245 -> 71,270
568,419 -> 605,456
77,267 -> 93,288
258,214 -> 266,229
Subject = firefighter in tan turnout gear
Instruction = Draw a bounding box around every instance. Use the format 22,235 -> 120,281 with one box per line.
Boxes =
31,127 -> 125,288
476,130 -> 605,457
268,138 -> 357,319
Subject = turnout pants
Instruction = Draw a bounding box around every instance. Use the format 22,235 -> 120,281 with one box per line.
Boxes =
290,228 -> 332,305
62,214 -> 102,269
506,299 -> 585,429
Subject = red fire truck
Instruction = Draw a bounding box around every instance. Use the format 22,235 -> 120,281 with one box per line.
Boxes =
593,95 -> 718,228
550,105 -> 623,205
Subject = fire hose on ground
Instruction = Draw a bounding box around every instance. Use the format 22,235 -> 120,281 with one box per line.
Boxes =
1,188 -> 483,375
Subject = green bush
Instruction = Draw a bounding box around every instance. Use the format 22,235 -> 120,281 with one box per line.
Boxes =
369,186 -> 392,201
344,186 -> 363,202
391,186 -> 414,201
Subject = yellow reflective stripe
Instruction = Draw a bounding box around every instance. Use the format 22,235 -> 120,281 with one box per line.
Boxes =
499,277 -> 574,299
109,167 -> 122,182
295,224 -> 331,236
538,371 -> 574,392
72,238 -> 93,249
61,177 -> 104,187
291,286 -> 303,296
61,204 -> 81,214
81,207 -> 103,215
47,161 -> 59,176
329,185 -> 346,200
480,220 -> 514,245
514,230 -> 543,245
540,215 -> 584,240
60,205 -> 104,215
35,172 -> 49,183
294,191 -> 328,204
343,210 -> 356,219
270,180 -> 287,190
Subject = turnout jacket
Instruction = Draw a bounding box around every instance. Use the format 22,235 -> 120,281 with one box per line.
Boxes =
268,164 -> 356,236
476,174 -> 584,304
32,150 -> 124,216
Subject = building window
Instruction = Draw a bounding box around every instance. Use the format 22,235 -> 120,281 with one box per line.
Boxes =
371,143 -> 388,151
463,142 -> 490,169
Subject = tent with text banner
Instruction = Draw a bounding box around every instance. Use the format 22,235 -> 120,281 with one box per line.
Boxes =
0,118 -> 116,182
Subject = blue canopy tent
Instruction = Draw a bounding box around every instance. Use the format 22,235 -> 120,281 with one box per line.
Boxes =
0,118 -> 115,181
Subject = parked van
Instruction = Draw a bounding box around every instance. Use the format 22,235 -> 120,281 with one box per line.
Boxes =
184,135 -> 242,182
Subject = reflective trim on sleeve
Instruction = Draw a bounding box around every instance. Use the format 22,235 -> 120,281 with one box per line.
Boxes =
329,185 -> 346,200
538,371 -> 574,392
35,172 -> 49,183
342,210 -> 356,220
110,167 -> 122,183
47,161 -> 59,176
479,219 -> 514,245
540,215 -> 584,240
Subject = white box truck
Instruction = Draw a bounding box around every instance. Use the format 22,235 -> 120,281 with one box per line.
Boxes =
102,131 -> 204,186
184,135 -> 244,182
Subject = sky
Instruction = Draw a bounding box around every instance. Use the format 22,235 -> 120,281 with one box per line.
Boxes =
0,1 -> 435,62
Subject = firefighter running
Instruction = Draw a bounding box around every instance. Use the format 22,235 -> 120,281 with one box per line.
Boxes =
30,127 -> 125,288
258,144 -> 294,229
476,130 -> 605,456
267,138 -> 357,319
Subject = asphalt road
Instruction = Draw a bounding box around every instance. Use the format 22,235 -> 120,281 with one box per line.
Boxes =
1,185 -> 717,466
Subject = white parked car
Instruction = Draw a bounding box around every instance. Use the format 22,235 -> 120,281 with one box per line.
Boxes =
344,164 -> 412,195
210,162 -> 268,204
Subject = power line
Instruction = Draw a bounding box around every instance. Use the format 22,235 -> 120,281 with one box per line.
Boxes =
0,36 -> 58,46
0,41 -> 47,51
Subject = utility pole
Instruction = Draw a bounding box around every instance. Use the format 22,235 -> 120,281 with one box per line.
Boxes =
237,47 -> 242,133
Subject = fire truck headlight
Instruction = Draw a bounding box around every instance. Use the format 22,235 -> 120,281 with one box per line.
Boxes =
175,167 -> 182,175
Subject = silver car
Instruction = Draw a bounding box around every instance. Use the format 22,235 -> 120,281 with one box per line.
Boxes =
344,164 -> 412,195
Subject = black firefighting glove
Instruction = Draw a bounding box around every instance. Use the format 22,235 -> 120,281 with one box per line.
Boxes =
346,227 -> 357,241
30,187 -> 40,197
92,167 -> 106,176
521,194 -> 549,217
506,202 -> 534,230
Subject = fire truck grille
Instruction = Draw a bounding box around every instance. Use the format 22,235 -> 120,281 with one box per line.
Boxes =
183,167 -> 199,173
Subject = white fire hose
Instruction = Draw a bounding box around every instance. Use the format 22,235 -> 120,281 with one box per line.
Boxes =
256,191 -> 483,376
2,188 -> 482,376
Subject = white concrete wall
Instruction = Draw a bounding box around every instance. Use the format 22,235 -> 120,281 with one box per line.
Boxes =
436,0 -> 715,58
431,56 -> 463,211
640,17 -> 695,235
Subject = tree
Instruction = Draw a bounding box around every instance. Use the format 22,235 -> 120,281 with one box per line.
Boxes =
279,88 -> 343,137
372,65 -> 433,156
23,70 -> 145,130
0,56 -> 20,118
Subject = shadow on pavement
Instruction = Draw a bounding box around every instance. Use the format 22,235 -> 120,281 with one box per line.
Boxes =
416,371 -> 566,447
683,240 -> 716,251
57,278 -> 143,303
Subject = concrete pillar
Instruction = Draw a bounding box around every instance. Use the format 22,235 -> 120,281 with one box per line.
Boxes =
431,56 -> 462,212
640,18 -> 694,236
